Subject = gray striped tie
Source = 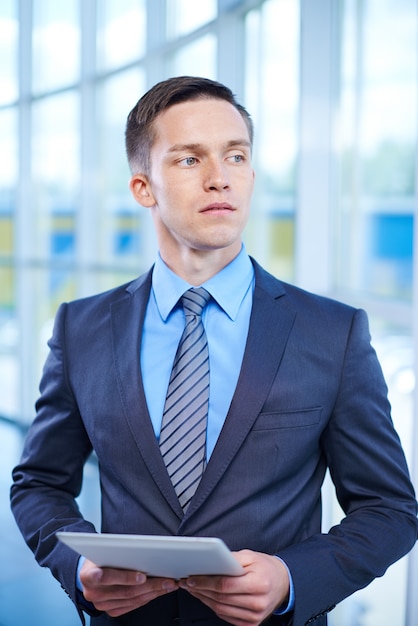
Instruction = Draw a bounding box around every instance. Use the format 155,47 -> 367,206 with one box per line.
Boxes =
159,287 -> 211,511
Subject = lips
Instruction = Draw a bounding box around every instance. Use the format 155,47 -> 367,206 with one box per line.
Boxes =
200,202 -> 234,212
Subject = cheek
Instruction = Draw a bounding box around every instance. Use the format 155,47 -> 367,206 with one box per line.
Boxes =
235,170 -> 254,195
154,176 -> 196,205
156,200 -> 191,232
239,183 -> 254,212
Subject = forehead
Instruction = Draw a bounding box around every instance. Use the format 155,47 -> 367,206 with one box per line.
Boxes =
151,98 -> 251,149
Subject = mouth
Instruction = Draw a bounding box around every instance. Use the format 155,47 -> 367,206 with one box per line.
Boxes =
200,202 -> 235,213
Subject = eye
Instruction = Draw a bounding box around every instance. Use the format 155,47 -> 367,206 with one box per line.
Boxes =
179,156 -> 198,167
227,154 -> 245,163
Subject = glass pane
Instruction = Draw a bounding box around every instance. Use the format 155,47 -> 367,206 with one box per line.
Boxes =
0,109 -> 17,258
0,0 -> 18,105
96,70 -> 146,271
0,266 -> 18,418
245,0 -> 299,281
0,107 -> 17,420
171,34 -> 217,79
32,0 -> 80,92
32,92 -> 79,262
167,0 -> 217,38
97,0 -> 146,71
336,0 -> 416,300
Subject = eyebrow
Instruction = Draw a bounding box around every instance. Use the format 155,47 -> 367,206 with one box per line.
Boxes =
167,139 -> 252,154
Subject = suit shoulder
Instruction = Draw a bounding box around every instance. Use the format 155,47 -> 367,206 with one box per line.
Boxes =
252,259 -> 363,330
253,259 -> 356,313
281,280 -> 357,316
64,270 -> 152,312
53,270 -> 153,333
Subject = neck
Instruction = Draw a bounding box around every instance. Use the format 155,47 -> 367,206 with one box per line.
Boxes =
159,244 -> 242,285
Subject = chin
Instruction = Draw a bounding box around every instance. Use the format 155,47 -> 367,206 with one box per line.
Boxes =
197,238 -> 241,253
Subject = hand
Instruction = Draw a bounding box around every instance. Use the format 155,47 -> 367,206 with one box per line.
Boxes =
79,559 -> 179,617
179,549 -> 290,626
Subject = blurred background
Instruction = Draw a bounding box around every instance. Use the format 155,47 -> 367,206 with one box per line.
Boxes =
0,1 -> 417,625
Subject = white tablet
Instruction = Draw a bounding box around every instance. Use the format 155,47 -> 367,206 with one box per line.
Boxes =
56,532 -> 244,580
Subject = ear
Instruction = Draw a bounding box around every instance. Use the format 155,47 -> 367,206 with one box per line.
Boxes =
129,173 -> 156,207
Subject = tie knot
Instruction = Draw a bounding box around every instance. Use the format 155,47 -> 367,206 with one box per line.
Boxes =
182,287 -> 210,319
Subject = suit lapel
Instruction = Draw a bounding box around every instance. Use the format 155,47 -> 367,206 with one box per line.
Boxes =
110,270 -> 183,517
187,262 -> 296,514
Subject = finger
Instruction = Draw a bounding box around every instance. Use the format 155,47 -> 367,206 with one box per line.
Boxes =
85,578 -> 179,617
94,587 -> 173,618
179,550 -> 254,594
81,566 -> 146,588
180,572 -> 246,596
183,589 -> 260,626
85,575 -> 177,601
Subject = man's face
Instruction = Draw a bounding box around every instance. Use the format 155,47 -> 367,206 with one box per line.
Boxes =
134,98 -> 255,260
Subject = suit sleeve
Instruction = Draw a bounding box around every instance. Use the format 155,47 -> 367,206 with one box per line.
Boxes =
277,308 -> 417,625
10,303 -> 97,613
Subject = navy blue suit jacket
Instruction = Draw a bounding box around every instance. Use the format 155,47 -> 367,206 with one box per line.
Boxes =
11,260 -> 417,625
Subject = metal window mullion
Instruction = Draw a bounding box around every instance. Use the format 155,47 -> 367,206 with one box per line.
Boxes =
296,0 -> 334,294
77,0 -> 97,298
216,4 -> 246,98
145,0 -> 167,87
16,0 -> 38,424
405,20 -> 418,621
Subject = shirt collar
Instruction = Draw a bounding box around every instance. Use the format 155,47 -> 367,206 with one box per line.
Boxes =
152,245 -> 254,322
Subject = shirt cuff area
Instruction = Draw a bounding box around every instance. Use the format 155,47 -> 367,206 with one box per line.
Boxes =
273,557 -> 295,615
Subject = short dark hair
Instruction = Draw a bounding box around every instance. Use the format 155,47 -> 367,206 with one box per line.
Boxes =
125,76 -> 253,175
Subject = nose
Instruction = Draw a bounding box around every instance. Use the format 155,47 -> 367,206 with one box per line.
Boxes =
204,159 -> 230,191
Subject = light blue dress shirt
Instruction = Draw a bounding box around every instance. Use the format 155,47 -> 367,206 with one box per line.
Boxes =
141,245 -> 254,458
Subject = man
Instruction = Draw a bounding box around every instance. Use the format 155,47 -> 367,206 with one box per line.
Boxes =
11,76 -> 417,626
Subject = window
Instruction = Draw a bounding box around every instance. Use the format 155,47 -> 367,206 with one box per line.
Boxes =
96,70 -> 145,276
97,0 -> 146,70
167,0 -> 217,38
32,92 -> 79,263
336,0 -> 416,301
0,0 -> 18,105
171,34 -> 217,78
245,0 -> 299,281
32,0 -> 80,92
0,107 -> 17,418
